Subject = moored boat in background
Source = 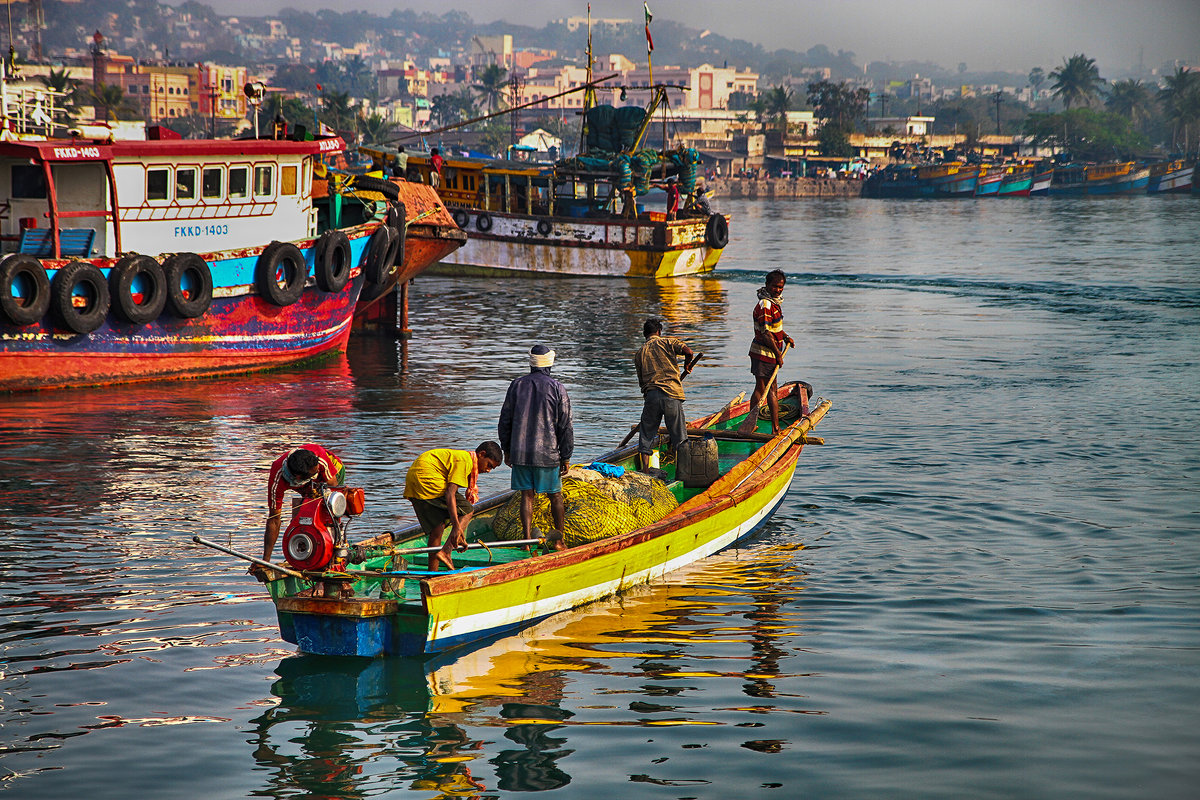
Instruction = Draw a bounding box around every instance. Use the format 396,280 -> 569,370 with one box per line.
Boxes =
1146,159 -> 1194,194
1029,166 -> 1054,196
0,97 -> 396,391
974,165 -> 1004,197
997,164 -> 1036,196
1085,161 -> 1150,195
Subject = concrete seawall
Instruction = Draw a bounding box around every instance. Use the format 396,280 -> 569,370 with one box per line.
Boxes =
710,177 -> 863,199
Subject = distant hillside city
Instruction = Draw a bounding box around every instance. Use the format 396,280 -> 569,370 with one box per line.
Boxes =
4,0 -> 1198,168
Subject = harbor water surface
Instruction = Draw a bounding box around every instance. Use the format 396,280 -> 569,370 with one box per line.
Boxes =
2,196 -> 1198,799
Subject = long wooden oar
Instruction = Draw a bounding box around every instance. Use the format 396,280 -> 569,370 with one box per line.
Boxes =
737,342 -> 790,434
379,535 -> 558,557
618,351 -> 704,448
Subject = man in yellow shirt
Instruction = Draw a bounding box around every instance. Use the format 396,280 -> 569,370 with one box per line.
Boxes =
404,441 -> 503,569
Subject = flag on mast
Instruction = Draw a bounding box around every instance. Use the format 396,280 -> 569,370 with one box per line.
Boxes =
644,3 -> 654,53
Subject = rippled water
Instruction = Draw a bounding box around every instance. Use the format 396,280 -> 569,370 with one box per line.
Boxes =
2,196 -> 1198,799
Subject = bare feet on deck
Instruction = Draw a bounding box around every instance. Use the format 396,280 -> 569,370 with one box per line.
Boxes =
430,549 -> 455,571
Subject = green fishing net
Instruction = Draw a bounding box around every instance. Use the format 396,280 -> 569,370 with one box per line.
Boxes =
491,467 -> 679,547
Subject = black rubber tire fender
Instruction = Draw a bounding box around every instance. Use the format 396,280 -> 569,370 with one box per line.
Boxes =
0,253 -> 51,326
314,230 -> 352,293
108,253 -> 167,324
352,175 -> 400,200
452,208 -> 469,228
360,226 -> 393,285
51,260 -> 110,334
385,202 -> 402,230
162,253 -> 213,318
536,219 -> 553,236
705,213 -> 729,249
475,211 -> 493,232
255,241 -> 308,306
389,201 -> 407,267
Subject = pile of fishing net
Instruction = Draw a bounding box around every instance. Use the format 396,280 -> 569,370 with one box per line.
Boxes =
490,466 -> 679,547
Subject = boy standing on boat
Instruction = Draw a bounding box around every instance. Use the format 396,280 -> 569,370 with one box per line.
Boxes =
635,318 -> 698,471
498,345 -> 574,551
263,444 -> 345,561
739,270 -> 806,436
404,441 -> 504,570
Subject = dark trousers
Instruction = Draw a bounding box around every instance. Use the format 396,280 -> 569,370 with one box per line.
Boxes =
638,388 -> 686,454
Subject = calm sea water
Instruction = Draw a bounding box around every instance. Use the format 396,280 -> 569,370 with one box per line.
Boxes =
2,196 -> 1198,799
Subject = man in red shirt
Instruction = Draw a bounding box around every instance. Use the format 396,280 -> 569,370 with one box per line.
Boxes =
740,270 -> 802,435
263,444 -> 345,561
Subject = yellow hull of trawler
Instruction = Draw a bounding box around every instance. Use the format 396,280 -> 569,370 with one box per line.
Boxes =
426,208 -> 725,278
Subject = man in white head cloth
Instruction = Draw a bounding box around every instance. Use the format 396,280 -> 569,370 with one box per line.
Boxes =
498,345 -> 574,549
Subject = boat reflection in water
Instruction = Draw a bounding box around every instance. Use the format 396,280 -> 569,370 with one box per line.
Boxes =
247,542 -> 812,796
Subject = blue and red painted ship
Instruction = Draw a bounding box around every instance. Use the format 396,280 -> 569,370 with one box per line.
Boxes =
0,130 -> 408,392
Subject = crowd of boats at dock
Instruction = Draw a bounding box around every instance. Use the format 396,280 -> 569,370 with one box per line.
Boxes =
862,158 -> 1196,198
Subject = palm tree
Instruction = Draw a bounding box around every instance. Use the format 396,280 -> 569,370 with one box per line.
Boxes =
748,95 -> 767,132
359,113 -> 398,146
472,64 -> 508,115
766,85 -> 793,133
1028,66 -> 1046,99
39,67 -> 80,128
320,90 -> 357,135
1105,79 -> 1154,131
1049,54 -> 1105,110
88,83 -> 137,122
1158,67 -> 1200,154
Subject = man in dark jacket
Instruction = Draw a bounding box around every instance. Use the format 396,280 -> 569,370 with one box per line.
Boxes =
498,345 -> 574,549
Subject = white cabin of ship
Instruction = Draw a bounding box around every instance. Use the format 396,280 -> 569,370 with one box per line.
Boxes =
0,137 -> 341,260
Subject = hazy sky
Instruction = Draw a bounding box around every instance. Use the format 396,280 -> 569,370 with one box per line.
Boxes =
187,0 -> 1200,74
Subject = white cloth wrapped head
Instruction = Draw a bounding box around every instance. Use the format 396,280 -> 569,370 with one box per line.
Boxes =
529,345 -> 556,368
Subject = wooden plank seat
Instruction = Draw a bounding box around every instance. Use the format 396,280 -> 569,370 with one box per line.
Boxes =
18,227 -> 97,258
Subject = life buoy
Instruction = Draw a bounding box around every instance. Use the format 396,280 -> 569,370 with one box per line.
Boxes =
452,209 -> 469,228
475,212 -> 493,232
51,260 -> 110,334
351,174 -> 400,201
162,253 -> 213,318
536,219 -> 553,236
705,213 -> 729,249
360,226 -> 393,285
109,253 -> 167,324
314,230 -> 351,293
0,253 -> 51,326
255,241 -> 307,306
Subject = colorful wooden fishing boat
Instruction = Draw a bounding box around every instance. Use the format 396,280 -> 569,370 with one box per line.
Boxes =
1028,167 -> 1054,196
360,142 -> 728,279
974,165 -> 1004,197
1048,163 -> 1088,195
861,164 -> 922,198
997,164 -> 1036,197
1146,159 -> 1194,194
1085,161 -> 1150,195
917,163 -> 980,196
234,382 -> 829,658
0,76 -> 418,392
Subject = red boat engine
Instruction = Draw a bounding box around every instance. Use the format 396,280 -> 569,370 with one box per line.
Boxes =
282,497 -> 337,571
281,488 -> 366,571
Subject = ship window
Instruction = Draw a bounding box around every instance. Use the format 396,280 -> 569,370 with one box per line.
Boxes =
176,167 -> 197,200
11,165 -> 47,198
281,165 -> 297,195
254,165 -> 273,197
229,166 -> 249,200
147,167 -> 170,201
202,167 -> 223,199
